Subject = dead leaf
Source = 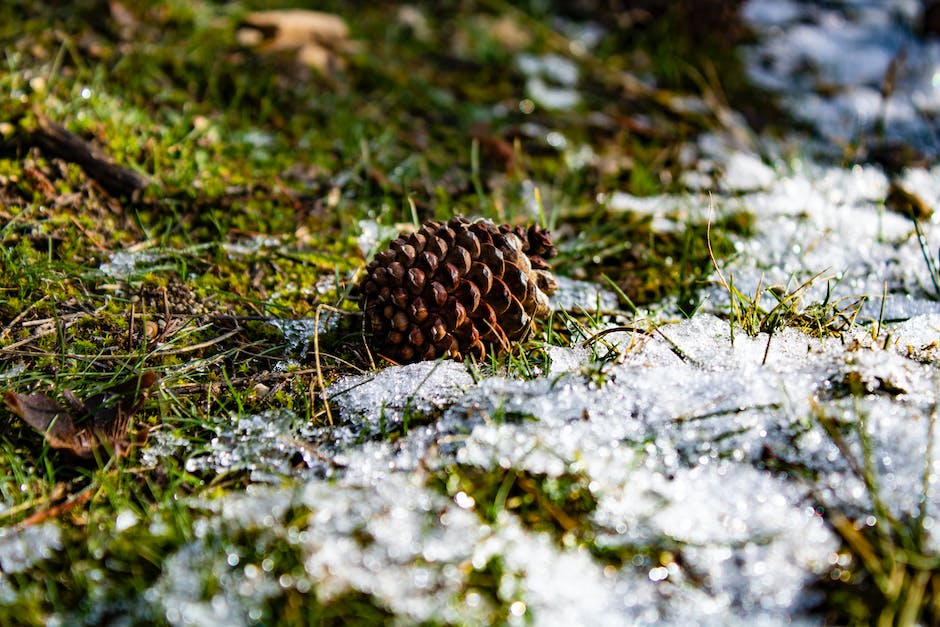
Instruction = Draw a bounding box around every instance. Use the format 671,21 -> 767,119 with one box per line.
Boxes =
4,372 -> 159,459
108,1 -> 141,39
886,180 -> 933,220
237,10 -> 351,73
3,392 -> 93,454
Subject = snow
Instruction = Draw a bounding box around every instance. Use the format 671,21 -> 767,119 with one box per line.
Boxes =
138,131 -> 940,621
99,250 -> 160,278
516,53 -> 582,110
742,0 -> 940,156
137,305 -> 940,624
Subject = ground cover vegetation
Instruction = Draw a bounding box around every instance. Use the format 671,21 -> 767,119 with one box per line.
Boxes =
1,0 -> 935,624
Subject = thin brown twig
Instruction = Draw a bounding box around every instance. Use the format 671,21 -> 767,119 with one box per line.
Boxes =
68,215 -> 109,252
0,316 -> 87,352
14,484 -> 95,531
32,112 -> 149,198
0,483 -> 66,524
0,295 -> 49,342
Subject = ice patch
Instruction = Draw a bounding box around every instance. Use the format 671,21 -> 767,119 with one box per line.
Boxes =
99,250 -> 159,279
720,152 -> 776,192
550,276 -> 619,312
328,360 -> 476,432
183,409 -> 317,483
221,236 -> 280,257
357,219 -> 400,261
267,316 -> 337,356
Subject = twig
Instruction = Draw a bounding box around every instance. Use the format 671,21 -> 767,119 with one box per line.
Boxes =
0,315 -> 86,352
0,483 -> 66,524
32,113 -> 150,198
68,215 -> 108,251
14,484 -> 95,531
0,295 -> 49,342
151,327 -> 242,356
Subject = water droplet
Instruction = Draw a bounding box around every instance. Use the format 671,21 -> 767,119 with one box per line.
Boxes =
454,491 -> 475,509
546,131 -> 566,149
648,566 -> 669,582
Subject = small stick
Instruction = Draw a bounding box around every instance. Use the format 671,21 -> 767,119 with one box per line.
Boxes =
14,484 -> 95,530
0,295 -> 49,342
32,113 -> 150,198
68,215 -> 108,251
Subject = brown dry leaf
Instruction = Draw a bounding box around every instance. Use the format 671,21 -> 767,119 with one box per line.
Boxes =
886,180 -> 933,220
237,10 -> 351,73
4,372 -> 159,459
108,1 -> 141,38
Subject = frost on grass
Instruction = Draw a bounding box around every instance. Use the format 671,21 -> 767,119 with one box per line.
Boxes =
0,522 -> 61,574
128,304 -> 940,624
182,409 -> 319,483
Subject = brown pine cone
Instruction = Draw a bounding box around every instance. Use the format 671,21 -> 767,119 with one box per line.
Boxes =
358,216 -> 559,363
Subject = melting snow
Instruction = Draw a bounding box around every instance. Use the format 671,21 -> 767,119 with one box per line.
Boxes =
99,250 -> 159,279
742,0 -> 940,156
516,53 -> 582,110
140,305 -> 940,624
267,316 -> 337,356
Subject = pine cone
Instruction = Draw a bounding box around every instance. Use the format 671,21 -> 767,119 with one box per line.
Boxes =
359,216 -> 559,363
